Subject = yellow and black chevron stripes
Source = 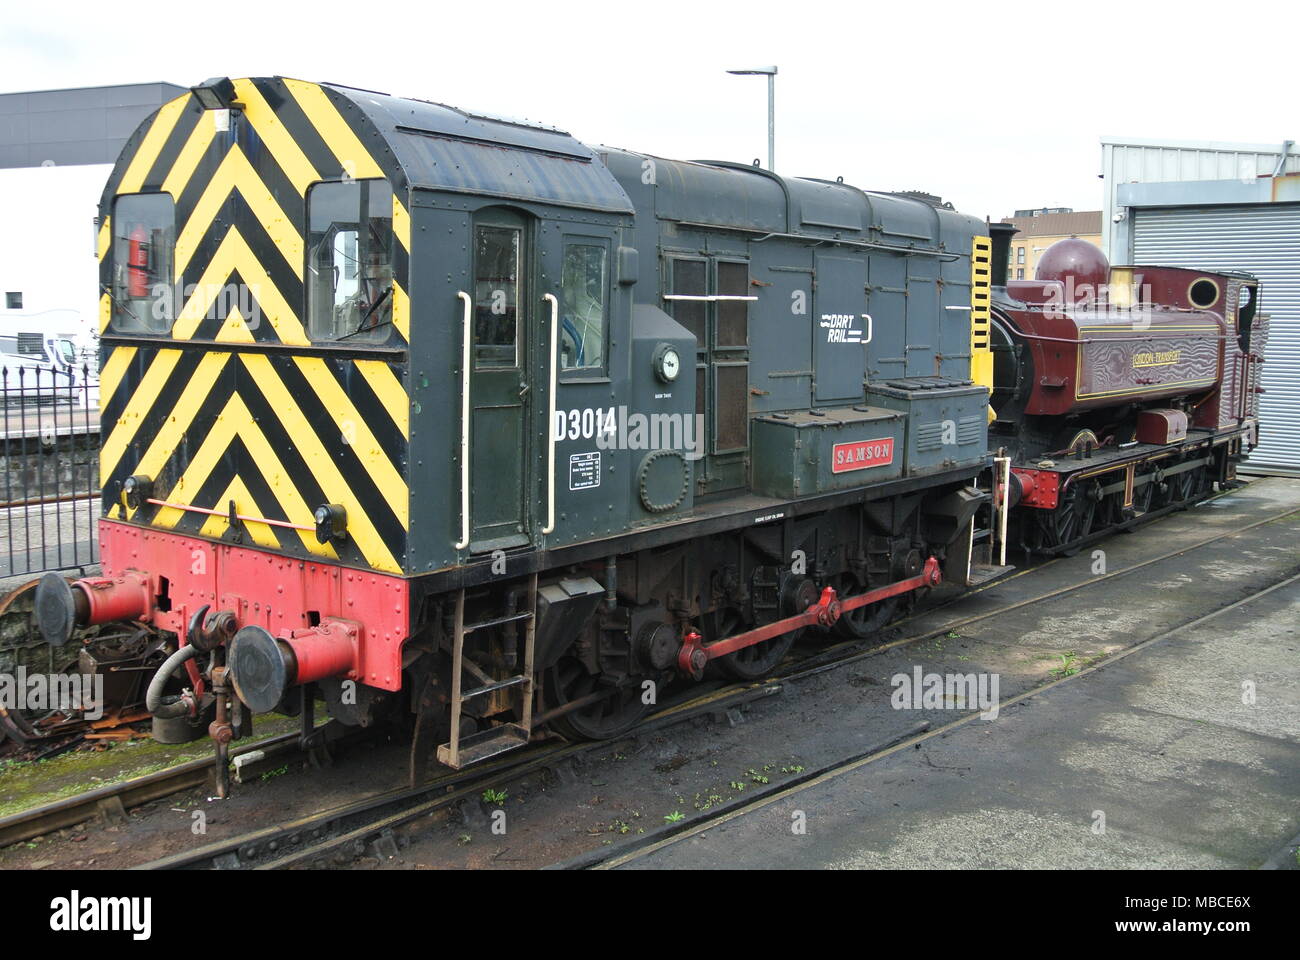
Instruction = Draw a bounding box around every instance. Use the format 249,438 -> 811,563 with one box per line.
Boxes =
171,227 -> 308,344
115,97 -> 189,195
174,144 -> 303,281
196,477 -> 284,550
149,391 -> 338,561
100,346 -> 408,573
354,359 -> 409,436
97,217 -> 111,261
391,195 -> 412,341
98,293 -> 112,335
102,78 -> 398,349
283,79 -> 384,180
230,79 -> 320,196
99,78 -> 412,573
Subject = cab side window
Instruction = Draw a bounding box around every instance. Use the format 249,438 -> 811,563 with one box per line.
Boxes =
559,241 -> 608,373
111,193 -> 175,334
307,179 -> 394,342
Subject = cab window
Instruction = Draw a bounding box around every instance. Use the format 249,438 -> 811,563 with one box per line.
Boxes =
307,179 -> 394,341
560,241 -> 608,372
111,193 -> 175,333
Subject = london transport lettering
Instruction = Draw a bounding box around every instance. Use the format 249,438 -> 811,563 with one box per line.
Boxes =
1133,349 -> 1181,368
831,438 -> 895,473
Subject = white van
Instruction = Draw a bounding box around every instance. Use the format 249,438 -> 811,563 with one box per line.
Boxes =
0,313 -> 97,406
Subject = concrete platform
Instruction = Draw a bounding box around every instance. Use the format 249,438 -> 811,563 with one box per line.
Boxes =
616,482 -> 1300,871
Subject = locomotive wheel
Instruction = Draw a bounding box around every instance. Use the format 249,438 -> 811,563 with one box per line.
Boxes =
831,573 -> 899,639
1131,476 -> 1155,517
712,605 -> 796,681
1092,487 -> 1128,533
1160,466 -> 1201,508
543,657 -> 650,741
1034,481 -> 1098,555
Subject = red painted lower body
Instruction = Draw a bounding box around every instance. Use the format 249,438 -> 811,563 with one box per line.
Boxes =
91,520 -> 411,691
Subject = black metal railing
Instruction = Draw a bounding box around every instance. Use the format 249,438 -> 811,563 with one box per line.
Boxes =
1,363 -> 100,579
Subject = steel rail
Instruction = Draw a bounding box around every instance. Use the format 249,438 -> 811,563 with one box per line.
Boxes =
137,681 -> 784,870
0,732 -> 299,848
590,569 -> 1300,871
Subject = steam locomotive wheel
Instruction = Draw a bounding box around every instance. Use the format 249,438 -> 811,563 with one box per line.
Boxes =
1158,466 -> 1201,507
1131,475 -> 1155,517
712,606 -> 796,681
832,573 -> 899,639
1034,481 -> 1098,555
543,657 -> 649,741
1092,486 -> 1128,532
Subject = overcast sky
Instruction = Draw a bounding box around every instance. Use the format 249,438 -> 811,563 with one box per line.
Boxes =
3,0 -> 1292,220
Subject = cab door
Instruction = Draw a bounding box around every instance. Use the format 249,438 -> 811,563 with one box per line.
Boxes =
469,210 -> 532,551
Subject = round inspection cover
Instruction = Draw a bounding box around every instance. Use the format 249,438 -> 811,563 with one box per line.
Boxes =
35,573 -> 75,647
637,450 -> 689,513
228,625 -> 289,714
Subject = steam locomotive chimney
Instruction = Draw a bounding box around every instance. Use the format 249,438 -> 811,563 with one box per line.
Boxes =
988,222 -> 1018,289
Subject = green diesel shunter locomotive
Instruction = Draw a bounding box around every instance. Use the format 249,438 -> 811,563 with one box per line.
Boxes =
40,77 -> 998,781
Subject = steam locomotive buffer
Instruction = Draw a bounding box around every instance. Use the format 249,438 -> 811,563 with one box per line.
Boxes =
32,78 -> 1265,791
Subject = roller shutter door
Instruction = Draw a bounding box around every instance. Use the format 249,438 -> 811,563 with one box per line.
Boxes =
1133,203 -> 1300,474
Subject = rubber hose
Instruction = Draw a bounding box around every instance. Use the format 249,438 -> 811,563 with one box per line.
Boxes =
146,645 -> 199,719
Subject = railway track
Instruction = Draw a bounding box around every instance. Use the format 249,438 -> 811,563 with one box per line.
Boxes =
139,681 -> 784,870
0,732 -> 301,848
4,491 -> 1294,866
586,568 -> 1300,870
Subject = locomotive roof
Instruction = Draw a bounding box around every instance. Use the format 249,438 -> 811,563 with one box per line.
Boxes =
324,82 -> 636,215
328,83 -> 980,244
103,78 -> 980,246
596,146 -> 981,252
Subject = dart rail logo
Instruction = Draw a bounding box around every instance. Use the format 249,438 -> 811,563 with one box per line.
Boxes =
50,891 -> 151,940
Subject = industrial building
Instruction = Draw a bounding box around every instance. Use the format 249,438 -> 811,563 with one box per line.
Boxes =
0,82 -> 183,344
1000,209 -> 1103,280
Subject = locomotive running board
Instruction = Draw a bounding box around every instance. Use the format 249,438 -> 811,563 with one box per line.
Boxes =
437,574 -> 539,770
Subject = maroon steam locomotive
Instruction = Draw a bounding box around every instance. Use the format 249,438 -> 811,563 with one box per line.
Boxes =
988,228 -> 1267,556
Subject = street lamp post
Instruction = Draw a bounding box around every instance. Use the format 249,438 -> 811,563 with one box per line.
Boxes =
726,66 -> 777,171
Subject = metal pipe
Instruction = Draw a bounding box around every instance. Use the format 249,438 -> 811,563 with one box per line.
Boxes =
1272,140 -> 1293,178
767,70 -> 775,172
142,498 -> 313,531
604,556 -> 617,611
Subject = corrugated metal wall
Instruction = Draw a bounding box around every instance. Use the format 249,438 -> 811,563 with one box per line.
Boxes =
1101,138 -> 1300,257
1134,204 -> 1300,474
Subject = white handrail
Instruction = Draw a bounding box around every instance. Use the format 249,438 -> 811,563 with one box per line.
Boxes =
542,293 -> 558,535
454,291 -> 472,550
861,313 -> 873,343
996,455 -> 1011,567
